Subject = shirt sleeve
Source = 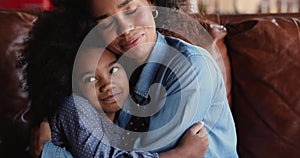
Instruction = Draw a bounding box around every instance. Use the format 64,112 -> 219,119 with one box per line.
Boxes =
50,94 -> 159,158
41,141 -> 73,158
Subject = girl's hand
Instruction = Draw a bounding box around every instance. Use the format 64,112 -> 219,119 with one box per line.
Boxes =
29,119 -> 51,158
160,122 -> 208,158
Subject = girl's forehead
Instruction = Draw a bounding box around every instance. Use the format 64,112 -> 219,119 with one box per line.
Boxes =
75,48 -> 117,73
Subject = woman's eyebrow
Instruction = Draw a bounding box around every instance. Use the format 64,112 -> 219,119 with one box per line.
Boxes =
94,14 -> 109,21
94,0 -> 133,21
118,0 -> 133,8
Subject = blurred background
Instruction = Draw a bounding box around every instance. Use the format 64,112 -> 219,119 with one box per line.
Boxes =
0,0 -> 52,11
178,0 -> 300,14
0,0 -> 299,14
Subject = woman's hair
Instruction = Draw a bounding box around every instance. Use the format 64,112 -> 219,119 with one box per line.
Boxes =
25,10 -> 97,126
49,0 -> 167,11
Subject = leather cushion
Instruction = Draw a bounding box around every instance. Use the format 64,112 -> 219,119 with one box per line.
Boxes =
227,16 -> 300,157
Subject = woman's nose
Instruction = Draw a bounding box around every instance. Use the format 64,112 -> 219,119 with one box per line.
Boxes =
117,17 -> 134,35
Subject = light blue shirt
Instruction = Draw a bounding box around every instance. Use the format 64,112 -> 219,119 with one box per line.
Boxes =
126,32 -> 238,157
42,141 -> 73,158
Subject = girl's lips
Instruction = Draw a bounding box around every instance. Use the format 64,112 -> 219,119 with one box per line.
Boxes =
122,34 -> 144,50
100,93 -> 121,104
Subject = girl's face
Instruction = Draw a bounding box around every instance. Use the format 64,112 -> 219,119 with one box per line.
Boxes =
90,0 -> 157,63
75,48 -> 129,121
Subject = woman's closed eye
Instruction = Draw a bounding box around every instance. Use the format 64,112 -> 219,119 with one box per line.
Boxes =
125,7 -> 137,15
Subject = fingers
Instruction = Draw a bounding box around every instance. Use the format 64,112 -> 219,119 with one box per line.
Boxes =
196,124 -> 208,137
29,119 -> 52,158
39,120 -> 51,139
189,122 -> 204,134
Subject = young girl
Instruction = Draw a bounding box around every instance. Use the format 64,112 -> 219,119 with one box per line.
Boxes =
43,46 -> 208,158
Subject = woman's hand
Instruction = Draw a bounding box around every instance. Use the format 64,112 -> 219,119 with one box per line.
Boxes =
159,122 -> 208,158
29,120 -> 51,158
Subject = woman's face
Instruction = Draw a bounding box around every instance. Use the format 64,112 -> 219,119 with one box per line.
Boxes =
90,0 -> 157,63
75,48 -> 129,121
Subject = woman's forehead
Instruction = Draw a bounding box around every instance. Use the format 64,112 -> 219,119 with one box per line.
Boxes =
90,0 -> 150,17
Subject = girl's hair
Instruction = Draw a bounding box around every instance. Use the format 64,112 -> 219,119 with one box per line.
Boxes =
25,10 -> 96,126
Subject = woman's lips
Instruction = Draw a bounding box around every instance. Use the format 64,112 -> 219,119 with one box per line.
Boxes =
122,34 -> 144,50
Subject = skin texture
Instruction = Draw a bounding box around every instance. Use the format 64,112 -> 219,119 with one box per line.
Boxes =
74,48 -> 129,121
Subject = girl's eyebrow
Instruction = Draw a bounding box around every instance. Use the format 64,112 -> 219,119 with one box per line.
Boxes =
107,60 -> 118,67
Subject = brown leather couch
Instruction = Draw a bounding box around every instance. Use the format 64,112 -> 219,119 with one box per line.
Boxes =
0,9 -> 299,157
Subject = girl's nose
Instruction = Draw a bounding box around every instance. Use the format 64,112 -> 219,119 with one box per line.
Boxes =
99,78 -> 115,93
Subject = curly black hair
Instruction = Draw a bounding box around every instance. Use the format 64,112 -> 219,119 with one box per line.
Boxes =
25,10 -> 97,126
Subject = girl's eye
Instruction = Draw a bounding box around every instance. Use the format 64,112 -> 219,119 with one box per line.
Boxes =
125,7 -> 137,15
110,67 -> 119,74
84,76 -> 97,83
